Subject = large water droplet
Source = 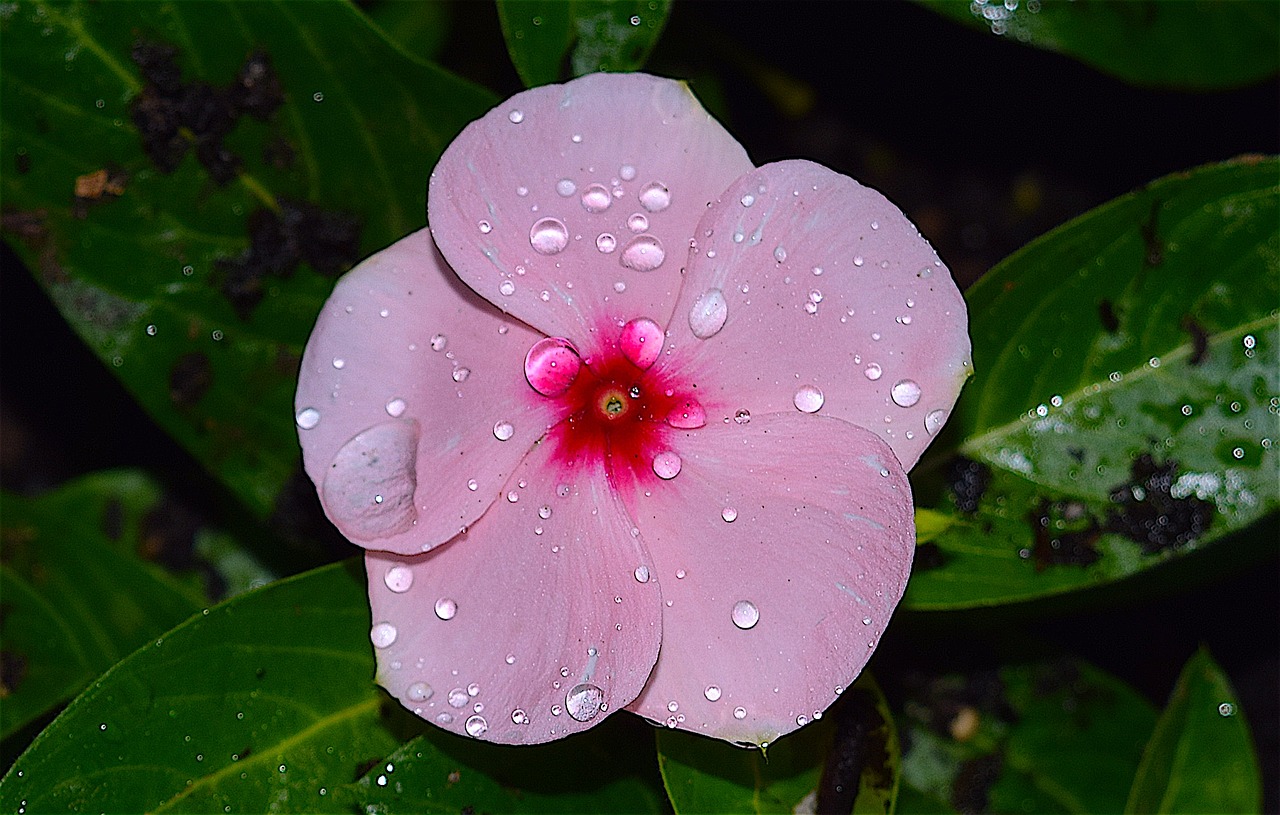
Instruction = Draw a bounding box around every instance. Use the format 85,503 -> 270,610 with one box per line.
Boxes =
566,683 -> 605,722
434,597 -> 458,620
793,384 -> 825,413
370,622 -> 397,648
322,421 -> 419,541
619,317 -> 664,370
464,715 -> 488,738
891,379 -> 922,408
581,184 -> 612,213
383,565 -> 413,593
689,288 -> 728,339
620,234 -> 665,271
925,408 -> 947,435
493,421 -> 515,441
731,600 -> 759,629
639,182 -> 671,212
666,398 -> 707,429
530,218 -> 569,255
652,451 -> 682,480
296,407 -> 320,430
596,233 -> 617,253
524,337 -> 582,396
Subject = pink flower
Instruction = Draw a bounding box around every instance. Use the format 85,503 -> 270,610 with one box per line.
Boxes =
296,73 -> 970,746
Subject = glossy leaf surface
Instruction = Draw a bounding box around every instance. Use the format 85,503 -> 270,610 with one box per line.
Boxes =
0,472 -> 203,741
658,675 -> 898,814
1125,648 -> 1262,814
0,0 -> 494,518
497,0 -> 671,88
919,0 -> 1279,90
906,158 -> 1279,609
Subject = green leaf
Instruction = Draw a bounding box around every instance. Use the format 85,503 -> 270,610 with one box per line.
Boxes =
359,0 -> 453,63
658,674 -> 898,814
906,157 -> 1279,610
497,0 -> 671,88
0,0 -> 495,519
917,0 -> 1279,90
1125,648 -> 1262,814
899,655 -> 1157,814
0,472 -> 203,741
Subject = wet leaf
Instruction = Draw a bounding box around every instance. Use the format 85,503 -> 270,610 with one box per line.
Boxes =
0,0 -> 495,519
497,0 -> 671,88
917,0 -> 1279,90
657,674 -> 898,814
907,157 -> 1279,609
899,655 -> 1156,815
0,472 -> 203,741
1125,648 -> 1262,814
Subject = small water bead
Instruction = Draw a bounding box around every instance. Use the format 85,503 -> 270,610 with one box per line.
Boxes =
853,255 -> 864,267
689,288 -> 728,339
146,324 -> 158,336
499,280 -> 517,296
581,184 -> 612,213
385,398 -> 406,418
812,265 -> 823,276
557,483 -> 572,498
555,179 -> 576,197
434,598 -> 458,621
793,384 -> 825,413
538,505 -> 552,520
431,334 -> 448,351
478,220 -> 492,234
734,409 -> 751,425
667,700 -> 679,713
407,682 -> 433,702
452,367 -> 471,383
652,451 -> 683,479
639,182 -> 671,212
384,565 -> 414,593
620,234 -> 665,271
864,363 -> 883,381
596,232 -> 617,253
740,193 -> 755,207
618,163 -> 638,181
676,569 -> 686,579
508,109 -> 524,123
467,479 -> 478,491
295,408 -> 320,429
774,246 -> 788,263
721,507 -> 738,523
467,683 -> 481,696
566,683 -> 605,722
731,600 -> 759,629
464,715 -> 488,737
331,357 -> 344,369
809,289 -> 823,303
891,379 -> 922,408
734,706 -> 747,720
925,408 -> 947,435
370,622 -> 398,648
511,709 -> 527,724
448,688 -> 469,708
436,712 -> 454,725
634,565 -> 650,583
870,220 -> 879,230
516,185 -> 528,197
619,317 -> 664,369
506,490 -> 520,503
627,212 -> 649,232
530,218 -> 569,254
704,685 -> 722,702
805,301 -> 819,316
614,281 -> 626,293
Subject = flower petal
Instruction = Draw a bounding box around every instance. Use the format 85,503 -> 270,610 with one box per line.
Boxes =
428,73 -> 753,355
660,160 -> 971,470
296,229 -> 560,555
365,447 -> 661,744
622,412 -> 914,746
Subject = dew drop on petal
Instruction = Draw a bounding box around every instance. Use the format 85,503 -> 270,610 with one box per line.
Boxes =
434,598 -> 458,621
430,334 -> 447,351
666,398 -> 707,429
478,220 -> 492,234
689,288 -> 728,339
639,182 -> 670,212
493,421 -> 515,441
406,682 -> 433,702
464,715 -> 488,737
731,600 -> 759,629
733,409 -> 751,425
596,233 -> 617,253
794,384 -> 824,413
704,685 -> 722,702
467,479 -> 478,491
555,179 -> 576,197
925,408 -> 948,435
448,688 -> 469,708
652,451 -> 682,480
891,379 -> 922,408
452,367 -> 471,383
499,280 -> 516,296
383,565 -> 413,593
581,184 -> 612,213
538,505 -> 552,519
721,507 -> 738,523
529,218 -> 569,255
864,363 -> 883,381
507,109 -> 524,123
734,706 -> 747,719
627,213 -> 649,233
296,408 -> 320,429
774,246 -> 787,263
620,234 -> 665,271
370,622 -> 397,648
385,398 -> 406,418
566,683 -> 605,722
740,193 -> 755,207
634,565 -> 650,583
619,317 -> 664,369
524,337 -> 582,396
511,709 -> 527,724
620,164 -> 637,181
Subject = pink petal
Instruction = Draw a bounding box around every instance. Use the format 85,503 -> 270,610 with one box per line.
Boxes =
658,160 -> 971,470
428,73 -> 753,357
622,412 -> 914,746
365,447 -> 661,744
296,229 -> 561,555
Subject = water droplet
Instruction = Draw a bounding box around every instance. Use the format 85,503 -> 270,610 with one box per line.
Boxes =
478,220 -> 492,234
620,234 -> 665,271
721,507 -> 738,522
689,288 -> 728,339
491,420 -> 515,442
925,408 -> 947,435
384,565 -> 413,593
538,505 -> 552,520
740,193 -> 755,207
566,683 -> 605,722
797,714 -> 809,726
436,712 -> 454,725
322,421 -> 419,539
1219,702 -> 1235,716
774,246 -> 788,263
701,685 -> 723,702
448,688 -> 469,708
555,179 -> 576,197
407,682 -> 433,702
434,598 -> 458,620
467,479 -> 478,491
332,357 -> 345,369
295,407 -> 320,429
385,398 -> 406,418
370,622 -> 397,648
639,182 -> 671,212
731,600 -> 759,629
666,398 -> 707,429
145,323 -> 157,336
529,217 -> 569,255
596,232 -> 617,253
862,363 -> 883,381
634,565 -> 650,583
652,451 -> 682,479
627,212 -> 649,232
853,255 -> 864,267
734,706 -> 747,719
870,220 -> 879,230
431,334 -> 448,351
733,409 -> 751,425
581,184 -> 612,213
499,280 -> 517,296
794,384 -> 824,413
524,337 -> 582,396
511,709 -> 527,724
452,367 -> 471,383
891,379 -> 922,408
620,164 -> 637,181
508,109 -> 524,123
619,317 -> 664,369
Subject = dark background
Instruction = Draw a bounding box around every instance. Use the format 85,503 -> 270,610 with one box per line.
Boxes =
3,1 -> 1276,808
